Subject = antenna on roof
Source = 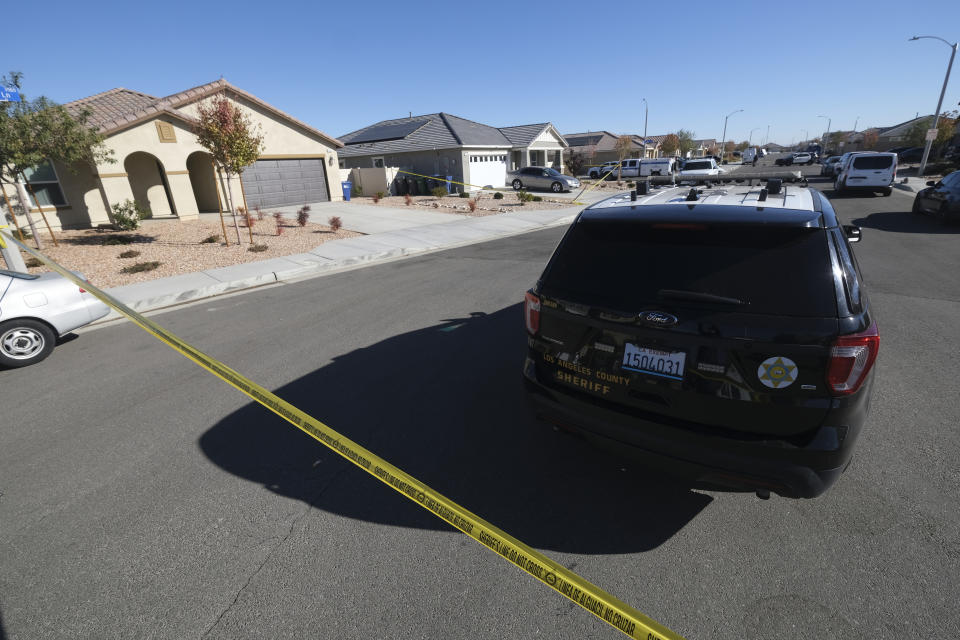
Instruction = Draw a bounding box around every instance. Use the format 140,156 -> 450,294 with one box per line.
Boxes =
409,111 -> 412,118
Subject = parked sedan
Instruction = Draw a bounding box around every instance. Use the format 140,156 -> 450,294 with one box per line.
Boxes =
820,155 -> 843,177
0,269 -> 110,367
508,167 -> 580,192
898,147 -> 925,163
912,170 -> 960,223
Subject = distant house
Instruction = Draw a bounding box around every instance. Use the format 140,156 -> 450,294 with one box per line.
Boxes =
692,139 -> 717,158
877,116 -> 933,150
1,79 -> 344,231
337,114 -> 566,191
563,131 -> 652,166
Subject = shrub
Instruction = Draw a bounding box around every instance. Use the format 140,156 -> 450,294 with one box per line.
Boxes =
102,235 -> 134,245
516,190 -> 535,205
248,244 -> 268,252
25,257 -> 42,268
273,211 -> 284,235
404,194 -> 413,206
296,205 -> 311,227
118,250 -> 141,259
240,207 -> 255,228
431,186 -> 449,199
533,195 -> 543,202
120,261 -> 161,274
328,216 -> 342,232
111,199 -> 149,231
627,181 -> 635,187
201,234 -> 220,244
467,199 -> 477,212
353,184 -> 363,197
459,191 -> 470,198
255,206 -> 265,221
371,192 -> 381,203
493,191 -> 504,200
376,191 -> 385,200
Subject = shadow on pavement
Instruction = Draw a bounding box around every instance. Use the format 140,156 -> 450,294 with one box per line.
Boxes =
199,304 -> 711,554
851,211 -> 960,234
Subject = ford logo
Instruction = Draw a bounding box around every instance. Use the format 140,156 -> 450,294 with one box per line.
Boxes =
639,311 -> 678,328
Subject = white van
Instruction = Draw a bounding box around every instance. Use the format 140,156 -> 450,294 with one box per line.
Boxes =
742,147 -> 759,164
834,152 -> 897,196
616,157 -> 676,177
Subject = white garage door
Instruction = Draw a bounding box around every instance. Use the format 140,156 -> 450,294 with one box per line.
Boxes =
467,154 -> 506,190
241,158 -> 329,209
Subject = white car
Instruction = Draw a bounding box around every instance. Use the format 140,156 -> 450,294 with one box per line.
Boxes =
834,152 -> 897,196
678,158 -> 726,177
0,269 -> 110,367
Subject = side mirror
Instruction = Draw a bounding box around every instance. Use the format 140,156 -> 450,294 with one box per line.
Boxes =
843,225 -> 862,243
926,181 -> 936,187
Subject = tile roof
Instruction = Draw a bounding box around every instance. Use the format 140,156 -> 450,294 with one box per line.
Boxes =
878,116 -> 933,138
339,113 -> 560,157
64,79 -> 343,148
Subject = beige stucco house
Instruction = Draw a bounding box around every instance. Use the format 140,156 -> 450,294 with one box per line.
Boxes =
1,79 -> 344,231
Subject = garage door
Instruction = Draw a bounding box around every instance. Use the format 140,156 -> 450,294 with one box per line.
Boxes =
241,158 -> 329,209
467,154 -> 506,190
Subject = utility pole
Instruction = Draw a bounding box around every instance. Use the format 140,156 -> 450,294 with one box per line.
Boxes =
764,124 -> 770,146
910,35 -> 958,176
641,98 -> 649,158
818,115 -> 831,154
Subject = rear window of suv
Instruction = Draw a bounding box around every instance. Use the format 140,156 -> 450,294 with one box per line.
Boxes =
683,161 -> 712,170
542,221 -> 837,317
852,155 -> 893,170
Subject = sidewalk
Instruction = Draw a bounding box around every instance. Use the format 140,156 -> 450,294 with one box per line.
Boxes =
99,204 -> 585,321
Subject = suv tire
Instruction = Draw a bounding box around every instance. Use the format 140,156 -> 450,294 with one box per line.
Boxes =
881,188 -> 892,197
512,179 -> 523,190
551,182 -> 563,193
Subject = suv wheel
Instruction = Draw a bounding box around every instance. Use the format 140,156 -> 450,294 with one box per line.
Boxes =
881,188 -> 892,197
0,319 -> 56,368
835,179 -> 845,194
551,182 -> 563,193
512,179 -> 523,190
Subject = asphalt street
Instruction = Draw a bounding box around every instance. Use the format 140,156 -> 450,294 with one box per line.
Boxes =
1,165 -> 958,639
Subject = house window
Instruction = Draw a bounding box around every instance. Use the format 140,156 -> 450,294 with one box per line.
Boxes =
23,160 -> 67,208
372,157 -> 384,168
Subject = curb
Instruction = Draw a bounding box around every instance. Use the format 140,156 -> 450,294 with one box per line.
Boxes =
94,212 -> 578,323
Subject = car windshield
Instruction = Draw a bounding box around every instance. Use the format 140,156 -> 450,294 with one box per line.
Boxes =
683,161 -> 711,170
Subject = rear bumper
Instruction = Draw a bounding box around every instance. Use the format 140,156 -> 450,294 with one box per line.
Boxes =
523,357 -> 865,498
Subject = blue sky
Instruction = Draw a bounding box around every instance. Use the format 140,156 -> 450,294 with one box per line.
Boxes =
5,0 -> 959,146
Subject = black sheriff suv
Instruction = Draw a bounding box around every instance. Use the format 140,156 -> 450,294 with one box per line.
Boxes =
522,174 -> 878,498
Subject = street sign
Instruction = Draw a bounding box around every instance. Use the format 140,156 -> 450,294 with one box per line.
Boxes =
925,128 -> 938,142
0,86 -> 21,102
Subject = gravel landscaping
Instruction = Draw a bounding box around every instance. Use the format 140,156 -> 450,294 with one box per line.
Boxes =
349,191 -> 580,215
14,216 -> 360,288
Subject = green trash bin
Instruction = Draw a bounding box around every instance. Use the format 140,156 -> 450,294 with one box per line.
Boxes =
416,178 -> 426,195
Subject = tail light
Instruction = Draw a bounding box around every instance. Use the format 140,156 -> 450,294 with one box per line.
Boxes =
827,322 -> 879,395
524,291 -> 540,335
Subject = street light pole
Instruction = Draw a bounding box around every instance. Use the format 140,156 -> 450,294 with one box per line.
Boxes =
641,98 -> 649,158
748,127 -> 759,146
720,109 -> 743,162
764,124 -> 770,146
818,115 -> 831,153
910,35 -> 959,176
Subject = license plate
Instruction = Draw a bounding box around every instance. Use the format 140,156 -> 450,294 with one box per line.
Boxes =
621,343 -> 686,380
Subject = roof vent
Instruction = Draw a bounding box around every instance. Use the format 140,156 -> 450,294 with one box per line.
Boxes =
758,188 -> 768,202
767,178 -> 783,194
685,188 -> 700,202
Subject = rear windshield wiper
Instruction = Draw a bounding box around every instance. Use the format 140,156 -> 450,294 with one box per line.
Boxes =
657,289 -> 746,305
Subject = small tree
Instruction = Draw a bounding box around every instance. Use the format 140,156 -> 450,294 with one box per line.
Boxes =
676,129 -> 696,158
906,121 -> 928,148
194,94 -> 264,244
861,130 -> 879,150
0,71 -> 114,248
661,134 -> 680,157
614,135 -> 633,181
934,112 -> 958,158
736,140 -> 750,151
564,150 -> 587,177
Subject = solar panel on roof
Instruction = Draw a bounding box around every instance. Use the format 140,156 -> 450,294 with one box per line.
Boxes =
347,119 -> 429,145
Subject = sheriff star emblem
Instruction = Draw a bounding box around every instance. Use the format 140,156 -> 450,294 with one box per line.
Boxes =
757,356 -> 798,389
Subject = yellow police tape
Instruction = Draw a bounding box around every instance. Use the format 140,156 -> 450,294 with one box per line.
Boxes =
1,230 -> 685,640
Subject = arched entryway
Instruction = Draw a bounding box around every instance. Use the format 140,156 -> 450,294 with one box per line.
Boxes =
186,151 -> 220,213
124,152 -> 175,217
